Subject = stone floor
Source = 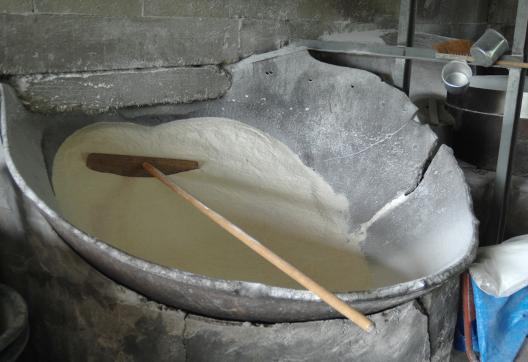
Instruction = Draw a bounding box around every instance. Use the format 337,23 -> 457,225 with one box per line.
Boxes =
451,350 -> 468,362
451,338 -> 528,361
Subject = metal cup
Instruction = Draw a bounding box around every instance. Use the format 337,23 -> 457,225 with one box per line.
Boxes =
441,60 -> 473,95
470,29 -> 509,67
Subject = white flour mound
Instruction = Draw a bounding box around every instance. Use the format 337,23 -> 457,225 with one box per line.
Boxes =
52,117 -> 372,291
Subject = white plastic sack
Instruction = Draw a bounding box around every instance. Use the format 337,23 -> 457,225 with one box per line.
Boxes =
470,235 -> 528,297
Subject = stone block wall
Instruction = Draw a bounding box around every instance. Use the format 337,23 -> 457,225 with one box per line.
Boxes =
1,0 -> 397,76
0,0 -> 492,112
0,0 -> 492,74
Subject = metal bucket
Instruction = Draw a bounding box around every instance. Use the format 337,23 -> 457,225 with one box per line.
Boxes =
0,47 -> 477,323
470,29 -> 509,67
442,60 -> 473,94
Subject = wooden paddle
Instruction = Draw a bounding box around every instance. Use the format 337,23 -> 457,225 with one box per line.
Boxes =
86,153 -> 374,332
86,153 -> 199,177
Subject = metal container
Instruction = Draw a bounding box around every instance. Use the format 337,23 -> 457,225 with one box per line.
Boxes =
446,75 -> 528,174
0,47 -> 477,360
0,47 -> 477,323
442,60 -> 473,94
470,29 -> 509,67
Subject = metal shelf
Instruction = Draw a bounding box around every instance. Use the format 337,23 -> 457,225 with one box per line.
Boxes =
296,0 -> 528,245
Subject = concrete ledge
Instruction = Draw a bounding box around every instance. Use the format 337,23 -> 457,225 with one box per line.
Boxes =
34,0 -> 143,16
0,0 -> 32,13
10,66 -> 231,113
0,13 -> 391,75
0,14 -> 240,74
143,0 -> 399,22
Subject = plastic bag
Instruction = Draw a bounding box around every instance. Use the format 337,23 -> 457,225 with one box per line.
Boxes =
470,235 -> 528,297
471,279 -> 528,362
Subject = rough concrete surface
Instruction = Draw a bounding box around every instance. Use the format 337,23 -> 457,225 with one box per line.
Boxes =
0,14 -> 240,74
488,0 -> 518,41
184,301 -> 430,362
144,0 -> 231,19
0,0 -> 495,75
0,0 -> 33,13
0,12 -> 394,75
239,18 -> 290,58
35,0 -> 143,16
288,19 -> 389,40
419,277 -> 460,362
10,66 -> 231,113
416,0 -> 489,25
143,0 -> 400,22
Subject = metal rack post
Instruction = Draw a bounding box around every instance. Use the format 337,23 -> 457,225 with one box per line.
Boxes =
394,0 -> 416,95
486,0 -> 528,245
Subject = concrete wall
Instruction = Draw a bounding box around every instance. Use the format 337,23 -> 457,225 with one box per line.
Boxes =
0,0 -> 397,75
0,0 -> 490,76
0,0 -> 492,113
489,0 -> 519,42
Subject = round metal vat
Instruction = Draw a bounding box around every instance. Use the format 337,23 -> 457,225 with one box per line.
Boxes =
0,47 -> 477,323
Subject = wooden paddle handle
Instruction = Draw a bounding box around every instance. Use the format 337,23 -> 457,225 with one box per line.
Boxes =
495,59 -> 528,69
436,53 -> 528,69
142,162 -> 374,332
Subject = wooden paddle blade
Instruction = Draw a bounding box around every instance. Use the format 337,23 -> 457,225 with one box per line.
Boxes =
86,153 -> 199,177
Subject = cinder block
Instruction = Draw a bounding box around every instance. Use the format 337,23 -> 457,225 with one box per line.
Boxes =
11,66 -> 231,112
416,23 -> 488,41
0,14 -> 239,74
416,0 -> 489,25
240,19 -> 289,58
0,0 -> 33,13
145,0 -> 399,22
227,0 -> 299,20
288,19 -> 393,41
144,0 -> 305,20
35,0 -> 143,16
144,0 -> 230,18
231,0 -> 398,22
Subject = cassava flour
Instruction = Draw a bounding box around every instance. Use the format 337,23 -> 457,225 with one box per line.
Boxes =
52,117 -> 372,291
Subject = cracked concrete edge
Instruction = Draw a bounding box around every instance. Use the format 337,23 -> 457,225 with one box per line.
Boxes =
7,66 -> 232,114
418,277 -> 461,362
181,313 -> 190,362
414,297 -> 434,362
322,116 -> 418,163
404,119 -> 441,197
179,299 -> 432,361
73,275 -> 456,361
